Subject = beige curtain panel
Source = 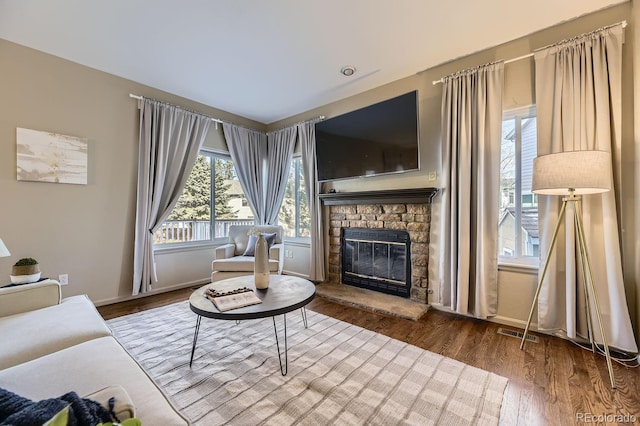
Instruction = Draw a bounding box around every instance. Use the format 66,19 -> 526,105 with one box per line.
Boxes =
265,127 -> 297,225
133,99 -> 211,295
223,124 -> 268,225
299,121 -> 325,282
534,23 -> 637,353
438,62 -> 504,319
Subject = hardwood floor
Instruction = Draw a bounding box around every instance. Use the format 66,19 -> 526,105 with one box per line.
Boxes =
98,288 -> 640,425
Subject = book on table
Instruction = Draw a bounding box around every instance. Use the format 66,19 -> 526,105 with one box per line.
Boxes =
205,287 -> 262,312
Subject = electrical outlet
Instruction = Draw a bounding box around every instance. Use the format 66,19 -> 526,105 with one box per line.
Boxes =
58,274 -> 69,285
428,171 -> 437,182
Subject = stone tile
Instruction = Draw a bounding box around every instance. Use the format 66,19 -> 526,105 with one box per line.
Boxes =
383,204 -> 406,213
331,205 -> 357,214
315,282 -> 429,321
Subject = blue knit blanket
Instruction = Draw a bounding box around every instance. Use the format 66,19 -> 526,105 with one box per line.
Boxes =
0,387 -> 111,426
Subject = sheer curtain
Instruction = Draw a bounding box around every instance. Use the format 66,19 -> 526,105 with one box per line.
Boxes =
438,62 -> 504,319
265,127 -> 297,225
535,23 -> 637,352
223,123 -> 268,224
299,121 -> 325,282
133,99 -> 210,295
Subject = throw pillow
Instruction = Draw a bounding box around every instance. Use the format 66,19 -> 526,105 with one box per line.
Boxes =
242,233 -> 277,256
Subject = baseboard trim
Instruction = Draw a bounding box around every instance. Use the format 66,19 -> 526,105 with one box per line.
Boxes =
427,303 -> 539,331
95,272 -> 312,307
488,315 -> 537,330
282,270 -> 310,279
93,278 -> 210,307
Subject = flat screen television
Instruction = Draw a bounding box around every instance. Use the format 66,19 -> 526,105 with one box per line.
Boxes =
315,90 -> 419,182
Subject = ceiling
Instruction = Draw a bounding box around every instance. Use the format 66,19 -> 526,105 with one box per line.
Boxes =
0,0 -> 627,124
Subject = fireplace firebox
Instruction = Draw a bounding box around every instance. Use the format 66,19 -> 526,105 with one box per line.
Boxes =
341,228 -> 411,298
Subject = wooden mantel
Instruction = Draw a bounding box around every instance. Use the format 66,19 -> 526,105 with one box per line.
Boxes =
318,188 -> 438,206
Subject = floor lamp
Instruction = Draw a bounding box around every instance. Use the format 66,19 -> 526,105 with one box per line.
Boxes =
520,150 -> 616,389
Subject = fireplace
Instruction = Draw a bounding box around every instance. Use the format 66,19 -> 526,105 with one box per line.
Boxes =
342,228 -> 411,298
320,188 -> 438,304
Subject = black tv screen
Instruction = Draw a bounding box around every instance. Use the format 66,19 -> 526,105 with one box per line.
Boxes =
315,90 -> 419,182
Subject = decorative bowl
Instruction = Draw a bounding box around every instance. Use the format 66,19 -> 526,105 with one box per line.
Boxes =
10,272 -> 41,284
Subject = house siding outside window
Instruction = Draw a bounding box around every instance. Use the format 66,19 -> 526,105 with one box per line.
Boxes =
499,106 -> 538,266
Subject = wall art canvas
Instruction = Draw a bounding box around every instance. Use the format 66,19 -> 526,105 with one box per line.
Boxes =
16,127 -> 88,185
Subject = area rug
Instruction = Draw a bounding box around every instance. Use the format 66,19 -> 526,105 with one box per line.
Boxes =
106,301 -> 507,425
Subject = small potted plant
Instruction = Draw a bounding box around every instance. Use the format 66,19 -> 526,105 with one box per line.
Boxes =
10,257 -> 41,284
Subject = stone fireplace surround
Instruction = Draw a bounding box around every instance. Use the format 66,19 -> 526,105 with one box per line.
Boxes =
320,188 -> 438,304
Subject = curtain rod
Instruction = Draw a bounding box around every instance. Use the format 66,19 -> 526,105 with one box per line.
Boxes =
431,20 -> 627,86
129,93 -> 324,133
431,55 -> 530,85
129,93 -> 263,133
129,93 -> 227,125
267,116 -> 325,135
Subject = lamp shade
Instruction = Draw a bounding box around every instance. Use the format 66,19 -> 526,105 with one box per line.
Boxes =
0,238 -> 10,258
532,150 -> 612,195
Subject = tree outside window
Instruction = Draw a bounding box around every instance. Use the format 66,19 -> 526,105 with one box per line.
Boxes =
155,152 -> 252,244
278,158 -> 310,238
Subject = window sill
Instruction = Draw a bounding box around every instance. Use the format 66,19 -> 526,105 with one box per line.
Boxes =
283,237 -> 311,247
153,240 -> 225,254
498,260 -> 539,275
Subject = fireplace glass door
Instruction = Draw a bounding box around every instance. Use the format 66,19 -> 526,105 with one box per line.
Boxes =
342,228 -> 411,297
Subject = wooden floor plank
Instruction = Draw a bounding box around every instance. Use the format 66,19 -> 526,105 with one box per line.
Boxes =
97,288 -> 640,425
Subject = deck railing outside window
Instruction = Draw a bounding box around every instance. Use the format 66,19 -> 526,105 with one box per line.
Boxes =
155,219 -> 253,244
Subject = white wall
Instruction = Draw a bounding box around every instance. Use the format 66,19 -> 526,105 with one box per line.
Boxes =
282,241 -> 311,279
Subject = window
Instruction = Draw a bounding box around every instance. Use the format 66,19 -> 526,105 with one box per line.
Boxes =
498,107 -> 538,263
154,151 -> 252,244
278,157 -> 310,238
521,193 -> 538,207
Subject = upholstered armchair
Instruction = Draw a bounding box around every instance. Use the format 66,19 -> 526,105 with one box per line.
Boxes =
211,225 -> 284,282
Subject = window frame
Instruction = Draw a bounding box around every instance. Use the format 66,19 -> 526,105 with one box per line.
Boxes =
280,156 -> 311,242
498,106 -> 539,269
154,148 -> 248,251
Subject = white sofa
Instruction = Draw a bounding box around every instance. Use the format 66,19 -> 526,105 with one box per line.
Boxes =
211,225 -> 284,282
0,279 -> 188,425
